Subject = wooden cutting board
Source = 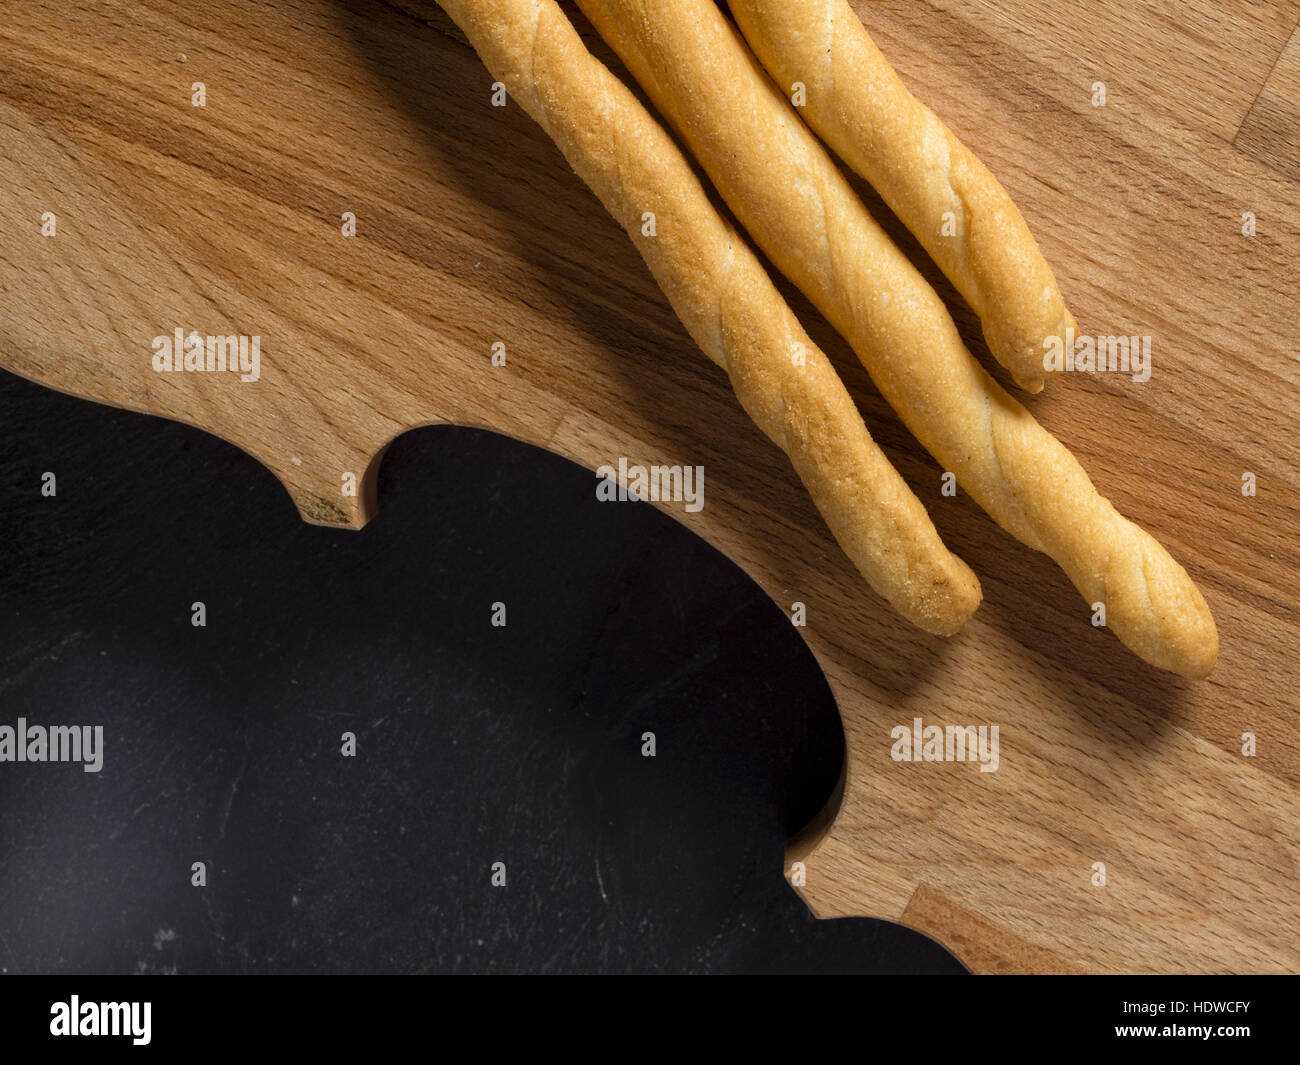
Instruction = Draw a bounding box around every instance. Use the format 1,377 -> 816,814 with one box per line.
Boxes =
2,0 -> 1298,973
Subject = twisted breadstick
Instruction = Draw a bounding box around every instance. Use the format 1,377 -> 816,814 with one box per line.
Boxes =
728,0 -> 1076,395
435,0 -> 981,634
577,0 -> 1217,676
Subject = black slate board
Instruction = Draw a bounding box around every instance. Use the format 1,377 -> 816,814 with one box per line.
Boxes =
0,368 -> 962,974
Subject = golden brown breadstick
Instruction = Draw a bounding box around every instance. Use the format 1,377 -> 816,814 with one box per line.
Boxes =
729,0 -> 1076,395
577,0 -> 1218,677
435,0 -> 981,634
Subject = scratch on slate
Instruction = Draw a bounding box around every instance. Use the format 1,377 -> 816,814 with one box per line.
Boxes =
216,743 -> 251,846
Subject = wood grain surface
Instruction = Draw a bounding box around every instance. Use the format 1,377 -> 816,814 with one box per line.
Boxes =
2,0 -> 1297,973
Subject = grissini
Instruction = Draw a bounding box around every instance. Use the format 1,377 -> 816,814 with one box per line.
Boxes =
435,0 -> 981,634
728,0 -> 1076,394
576,0 -> 1218,677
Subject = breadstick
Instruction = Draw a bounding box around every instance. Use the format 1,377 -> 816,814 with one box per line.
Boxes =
577,0 -> 1218,677
435,0 -> 981,634
728,0 -> 1076,395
